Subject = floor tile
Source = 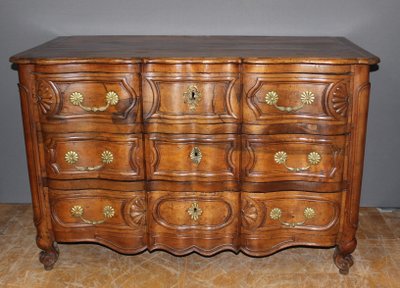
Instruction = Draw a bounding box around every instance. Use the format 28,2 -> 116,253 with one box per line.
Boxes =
357,208 -> 396,239
381,209 -> 400,239
0,204 -> 30,235
0,205 -> 399,287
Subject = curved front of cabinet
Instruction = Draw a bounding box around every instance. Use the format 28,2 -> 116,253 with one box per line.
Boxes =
147,191 -> 240,255
49,189 -> 147,254
145,134 -> 240,182
44,133 -> 144,181
240,191 -> 342,256
242,134 -> 346,192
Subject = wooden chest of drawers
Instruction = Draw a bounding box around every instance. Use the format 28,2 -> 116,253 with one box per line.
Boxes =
10,36 -> 379,274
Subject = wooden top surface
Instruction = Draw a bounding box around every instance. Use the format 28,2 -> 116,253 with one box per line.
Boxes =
10,36 -> 380,65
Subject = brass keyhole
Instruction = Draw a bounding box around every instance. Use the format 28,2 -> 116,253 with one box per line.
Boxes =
190,146 -> 202,165
183,85 -> 202,112
187,202 -> 202,221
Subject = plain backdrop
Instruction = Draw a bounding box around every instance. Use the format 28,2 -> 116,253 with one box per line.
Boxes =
0,0 -> 399,206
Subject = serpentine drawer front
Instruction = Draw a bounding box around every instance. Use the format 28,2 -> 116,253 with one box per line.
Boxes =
44,133 -> 144,180
243,65 -> 352,135
34,64 -> 141,134
142,62 -> 240,134
10,36 -> 379,274
49,189 -> 146,253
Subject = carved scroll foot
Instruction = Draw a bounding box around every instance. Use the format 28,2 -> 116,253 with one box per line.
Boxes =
39,242 -> 59,270
333,246 -> 354,275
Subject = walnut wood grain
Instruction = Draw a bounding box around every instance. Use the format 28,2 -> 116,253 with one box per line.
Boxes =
34,64 -> 142,134
10,36 -> 379,273
44,133 -> 144,181
49,189 -> 147,254
142,63 -> 240,134
35,75 -> 139,121
17,65 -> 59,270
10,36 -> 379,65
334,65 -> 371,275
241,191 -> 341,256
242,134 -> 346,187
145,134 -> 240,182
243,67 -> 351,135
148,191 -> 240,254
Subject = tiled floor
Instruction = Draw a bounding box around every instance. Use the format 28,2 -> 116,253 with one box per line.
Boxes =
0,205 -> 399,288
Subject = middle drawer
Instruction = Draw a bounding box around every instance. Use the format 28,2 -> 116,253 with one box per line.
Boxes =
148,191 -> 240,254
145,134 -> 240,182
43,133 -> 144,181
242,134 -> 347,192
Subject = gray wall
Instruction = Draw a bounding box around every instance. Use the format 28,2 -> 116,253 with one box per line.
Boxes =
0,0 -> 399,206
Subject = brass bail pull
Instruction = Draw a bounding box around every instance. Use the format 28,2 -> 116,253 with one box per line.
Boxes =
69,91 -> 119,112
70,205 -> 115,225
64,150 -> 114,171
274,151 -> 321,172
265,91 -> 315,112
270,207 -> 316,228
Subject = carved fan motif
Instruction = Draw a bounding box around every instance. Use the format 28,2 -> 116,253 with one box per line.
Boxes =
128,197 -> 146,226
241,197 -> 259,229
35,81 -> 54,114
331,83 -> 349,117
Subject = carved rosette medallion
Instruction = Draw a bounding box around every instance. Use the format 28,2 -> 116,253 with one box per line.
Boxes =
330,82 -> 349,117
125,196 -> 146,227
35,81 -> 54,114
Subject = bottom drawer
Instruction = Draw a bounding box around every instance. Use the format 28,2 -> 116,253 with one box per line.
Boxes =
148,191 -> 240,254
241,191 -> 342,256
49,189 -> 146,254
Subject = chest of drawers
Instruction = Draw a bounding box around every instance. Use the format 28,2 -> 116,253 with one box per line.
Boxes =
10,36 -> 379,274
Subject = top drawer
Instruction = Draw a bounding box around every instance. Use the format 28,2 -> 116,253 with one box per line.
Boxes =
243,64 -> 352,135
142,61 -> 241,134
33,64 -> 141,133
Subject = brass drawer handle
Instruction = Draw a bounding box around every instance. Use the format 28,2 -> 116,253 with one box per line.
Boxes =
270,207 -> 316,228
190,146 -> 202,165
265,90 -> 315,112
187,202 -> 203,221
70,205 -> 115,225
183,85 -> 202,112
64,150 -> 114,171
274,151 -> 321,172
69,91 -> 119,112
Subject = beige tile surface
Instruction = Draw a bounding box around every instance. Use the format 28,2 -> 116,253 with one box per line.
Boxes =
0,205 -> 399,288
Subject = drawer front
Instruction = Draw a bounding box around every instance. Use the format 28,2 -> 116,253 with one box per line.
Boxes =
34,65 -> 140,132
44,133 -> 144,181
241,191 -> 342,255
145,134 -> 240,182
49,189 -> 146,253
142,66 -> 240,133
243,72 -> 351,135
148,191 -> 239,254
242,134 -> 346,191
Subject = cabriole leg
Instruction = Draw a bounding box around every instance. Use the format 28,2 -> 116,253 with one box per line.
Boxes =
333,239 -> 356,275
38,241 -> 59,270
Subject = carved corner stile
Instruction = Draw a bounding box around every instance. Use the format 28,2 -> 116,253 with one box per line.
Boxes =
18,65 -> 58,270
334,65 -> 371,275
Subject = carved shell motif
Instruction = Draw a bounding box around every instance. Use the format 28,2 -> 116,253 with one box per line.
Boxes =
128,197 -> 146,227
35,81 -> 54,114
241,198 -> 259,229
331,83 -> 349,117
